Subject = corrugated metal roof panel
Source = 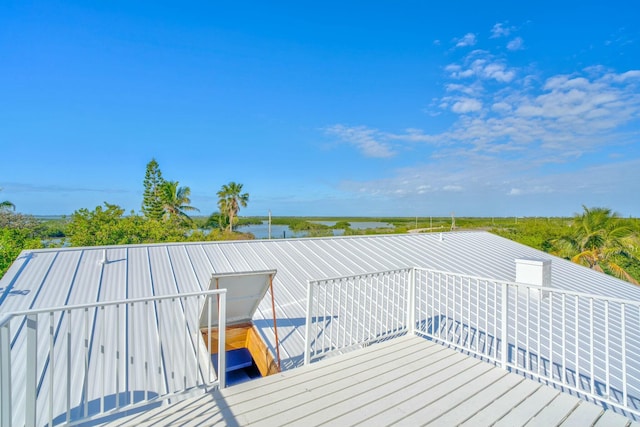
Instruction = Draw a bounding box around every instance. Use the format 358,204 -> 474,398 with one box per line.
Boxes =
3,231 -> 640,425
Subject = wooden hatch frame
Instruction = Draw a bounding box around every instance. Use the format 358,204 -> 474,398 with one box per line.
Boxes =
199,270 -> 281,377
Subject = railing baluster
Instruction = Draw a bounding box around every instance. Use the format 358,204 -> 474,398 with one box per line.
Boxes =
116,303 -> 121,410
217,292 -> 226,389
84,307 -> 89,417
100,306 -> 105,414
548,293 -> 553,380
144,301 -> 149,399
195,297 -> 200,387
1,316 -> 13,427
49,312 -> 54,426
500,282 -> 508,369
180,298 -> 186,390
526,287 -> 530,371
537,291 -> 541,377
26,314 -> 37,427
605,300 -> 610,398
66,309 -> 72,423
128,303 -> 134,407
622,303 -> 627,407
304,280 -> 314,365
514,284 -> 519,368
574,295 -> 579,391
207,296 -> 212,382
590,298 -> 594,395
562,293 -> 566,385
183,297 -> 187,390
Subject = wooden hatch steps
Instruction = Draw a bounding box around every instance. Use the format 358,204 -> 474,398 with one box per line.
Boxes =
201,323 -> 280,378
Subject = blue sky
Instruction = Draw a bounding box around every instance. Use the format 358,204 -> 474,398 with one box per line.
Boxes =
1,1 -> 639,217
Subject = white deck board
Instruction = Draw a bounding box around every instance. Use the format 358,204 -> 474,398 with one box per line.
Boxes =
493,386 -> 561,427
424,374 -> 525,426
559,401 -> 604,426
458,379 -> 542,426
524,392 -> 580,426
102,334 -> 634,427
594,410 -> 635,426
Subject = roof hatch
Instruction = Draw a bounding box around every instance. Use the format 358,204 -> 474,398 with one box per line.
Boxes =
199,269 -> 277,328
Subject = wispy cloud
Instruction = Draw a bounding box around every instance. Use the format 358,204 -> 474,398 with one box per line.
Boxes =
451,97 -> 483,113
324,124 -> 396,158
490,22 -> 515,38
507,37 -> 524,51
455,33 -> 477,48
324,27 -> 640,214
446,52 -> 516,83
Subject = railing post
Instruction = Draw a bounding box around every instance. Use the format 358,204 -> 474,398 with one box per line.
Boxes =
501,282 -> 509,369
26,314 -> 38,427
217,291 -> 226,389
407,268 -> 416,335
304,280 -> 314,365
1,316 -> 12,427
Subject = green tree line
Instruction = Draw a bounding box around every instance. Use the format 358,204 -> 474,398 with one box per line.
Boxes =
1,180 -> 639,284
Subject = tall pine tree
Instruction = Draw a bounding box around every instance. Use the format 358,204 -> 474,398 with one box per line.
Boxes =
141,159 -> 165,220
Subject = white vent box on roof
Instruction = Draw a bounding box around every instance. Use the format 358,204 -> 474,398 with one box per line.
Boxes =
515,259 -> 551,297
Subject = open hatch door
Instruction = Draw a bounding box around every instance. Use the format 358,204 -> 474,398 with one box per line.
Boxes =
199,269 -> 281,385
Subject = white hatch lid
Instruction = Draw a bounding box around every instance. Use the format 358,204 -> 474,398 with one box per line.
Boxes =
199,269 -> 277,328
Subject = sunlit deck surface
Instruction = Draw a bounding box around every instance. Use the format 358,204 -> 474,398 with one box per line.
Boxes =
103,335 -> 638,427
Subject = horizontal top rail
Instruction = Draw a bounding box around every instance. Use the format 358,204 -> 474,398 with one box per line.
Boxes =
414,267 -> 640,307
309,267 -> 413,285
4,288 -> 228,318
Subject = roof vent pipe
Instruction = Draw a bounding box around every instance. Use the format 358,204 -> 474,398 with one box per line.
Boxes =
439,233 -> 443,242
100,249 -> 108,265
515,259 -> 551,297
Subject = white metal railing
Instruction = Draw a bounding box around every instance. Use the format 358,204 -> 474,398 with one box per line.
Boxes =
414,268 -> 640,418
0,289 -> 227,427
303,268 -> 412,364
303,267 -> 640,419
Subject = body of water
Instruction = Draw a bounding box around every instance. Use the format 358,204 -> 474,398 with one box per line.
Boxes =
310,221 -> 394,230
237,221 -> 395,239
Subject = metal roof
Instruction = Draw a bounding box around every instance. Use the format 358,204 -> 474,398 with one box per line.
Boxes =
2,231 -> 640,369
2,231 -> 640,425
199,270 -> 276,327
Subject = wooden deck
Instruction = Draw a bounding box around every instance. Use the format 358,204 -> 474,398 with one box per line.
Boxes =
103,335 -> 638,426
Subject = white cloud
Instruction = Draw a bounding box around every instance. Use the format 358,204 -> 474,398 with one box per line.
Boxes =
325,125 -> 396,158
490,22 -> 514,38
481,62 -> 516,82
447,53 -> 516,83
325,50 -> 640,215
451,98 -> 482,113
455,33 -> 477,48
507,37 -> 524,51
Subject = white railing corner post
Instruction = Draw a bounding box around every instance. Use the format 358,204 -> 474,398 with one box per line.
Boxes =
1,316 -> 12,427
303,280 -> 314,365
26,314 -> 38,427
407,268 -> 416,335
217,291 -> 226,389
500,282 -> 509,370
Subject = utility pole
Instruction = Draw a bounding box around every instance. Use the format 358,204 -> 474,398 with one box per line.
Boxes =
268,210 -> 272,240
451,211 -> 456,231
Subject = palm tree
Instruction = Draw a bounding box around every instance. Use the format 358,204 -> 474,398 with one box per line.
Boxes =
216,182 -> 249,232
553,206 -> 640,284
0,188 -> 15,211
159,181 -> 199,223
0,200 -> 14,211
